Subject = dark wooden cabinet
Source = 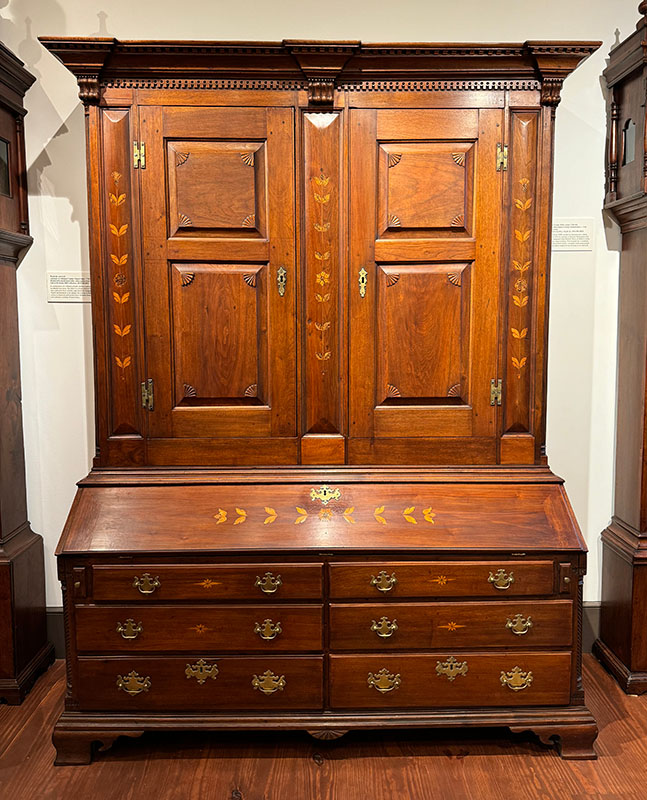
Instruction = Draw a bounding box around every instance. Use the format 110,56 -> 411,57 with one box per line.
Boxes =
593,3 -> 647,695
0,42 -> 55,704
40,35 -> 599,762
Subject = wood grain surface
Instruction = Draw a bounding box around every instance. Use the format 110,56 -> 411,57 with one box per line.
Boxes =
0,656 -> 644,799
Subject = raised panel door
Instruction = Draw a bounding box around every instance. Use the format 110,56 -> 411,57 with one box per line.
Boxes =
139,107 -> 296,460
348,108 -> 503,464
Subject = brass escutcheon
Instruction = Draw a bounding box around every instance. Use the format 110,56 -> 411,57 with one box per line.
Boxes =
488,568 -> 515,590
116,670 -> 151,696
132,573 -> 161,594
255,572 -> 282,594
252,669 -> 286,695
116,618 -> 143,640
276,265 -> 287,297
436,656 -> 469,682
309,485 -> 341,506
185,659 -> 219,684
370,571 -> 398,593
505,613 -> 533,636
254,619 -> 283,640
367,667 -> 401,693
358,267 -> 368,298
500,666 -> 533,691
370,616 -> 398,638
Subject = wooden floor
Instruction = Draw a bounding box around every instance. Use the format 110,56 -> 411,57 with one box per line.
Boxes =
0,656 -> 646,799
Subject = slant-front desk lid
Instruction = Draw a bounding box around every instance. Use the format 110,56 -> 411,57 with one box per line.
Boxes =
58,469 -> 585,555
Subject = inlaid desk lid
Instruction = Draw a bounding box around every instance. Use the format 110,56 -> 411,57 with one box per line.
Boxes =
58,473 -> 586,554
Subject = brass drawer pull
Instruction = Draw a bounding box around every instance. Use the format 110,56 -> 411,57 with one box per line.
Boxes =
370,571 -> 397,593
116,670 -> 151,696
370,616 -> 398,638
116,619 -> 143,640
506,613 -> 533,636
185,659 -> 219,684
254,619 -> 282,640
367,668 -> 401,693
500,666 -> 533,691
255,572 -> 282,594
252,669 -> 286,694
488,568 -> 514,590
436,656 -> 469,681
132,573 -> 161,594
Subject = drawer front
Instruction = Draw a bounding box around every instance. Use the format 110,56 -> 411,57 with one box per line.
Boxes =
92,563 -> 323,601
330,600 -> 573,650
76,656 -> 323,711
329,561 -> 554,599
76,605 -> 323,653
329,652 -> 571,709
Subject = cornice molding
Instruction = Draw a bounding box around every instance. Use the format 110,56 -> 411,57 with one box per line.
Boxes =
0,229 -> 33,266
0,42 -> 36,114
39,37 -> 600,106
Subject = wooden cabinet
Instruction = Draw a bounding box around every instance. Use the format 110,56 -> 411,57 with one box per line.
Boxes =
40,36 -> 599,762
0,43 -> 55,704
594,3 -> 647,695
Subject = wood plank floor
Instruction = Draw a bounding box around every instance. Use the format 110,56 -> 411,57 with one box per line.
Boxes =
0,655 -> 645,799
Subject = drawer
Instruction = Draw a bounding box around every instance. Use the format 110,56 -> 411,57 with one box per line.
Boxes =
91,563 -> 323,601
329,652 -> 571,709
75,605 -> 323,653
329,561 -> 554,599
330,600 -> 573,650
76,656 -> 323,711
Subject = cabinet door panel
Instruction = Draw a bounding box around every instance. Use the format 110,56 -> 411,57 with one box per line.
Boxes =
140,107 -> 296,450
349,108 -> 503,463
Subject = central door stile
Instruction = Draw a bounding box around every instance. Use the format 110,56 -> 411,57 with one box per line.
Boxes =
300,109 -> 346,465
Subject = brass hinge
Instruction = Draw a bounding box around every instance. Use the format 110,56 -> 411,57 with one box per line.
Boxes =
141,378 -> 154,411
490,378 -> 502,406
496,143 -> 508,171
133,141 -> 146,169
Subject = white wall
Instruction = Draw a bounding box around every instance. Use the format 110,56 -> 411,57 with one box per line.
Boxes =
1,0 -> 638,605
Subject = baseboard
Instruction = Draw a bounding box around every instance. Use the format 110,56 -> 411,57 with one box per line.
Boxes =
46,601 -> 603,658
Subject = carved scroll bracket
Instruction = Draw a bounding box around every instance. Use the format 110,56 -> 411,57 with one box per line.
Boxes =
525,43 -> 600,109
285,40 -> 360,105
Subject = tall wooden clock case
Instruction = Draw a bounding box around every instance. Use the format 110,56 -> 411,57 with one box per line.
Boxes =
0,42 -> 55,704
594,2 -> 647,694
40,35 -> 600,764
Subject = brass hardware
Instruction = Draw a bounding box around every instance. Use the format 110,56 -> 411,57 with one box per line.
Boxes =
116,619 -> 143,640
133,141 -> 146,169
496,142 -> 508,171
563,576 -> 571,584
277,266 -> 287,296
254,619 -> 283,640
506,613 -> 533,636
310,485 -> 341,506
500,666 -> 533,691
358,267 -> 368,298
367,667 -> 401,693
141,378 -> 154,411
488,568 -> 515,590
132,572 -> 160,594
185,659 -> 219,684
436,656 -> 469,681
370,571 -> 398,593
490,378 -> 502,406
252,669 -> 286,694
370,616 -> 398,638
255,572 -> 282,594
116,670 -> 151,695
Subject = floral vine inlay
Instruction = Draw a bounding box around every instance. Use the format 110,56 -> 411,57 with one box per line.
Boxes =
313,171 -> 333,368
511,176 -> 532,376
109,171 -> 132,377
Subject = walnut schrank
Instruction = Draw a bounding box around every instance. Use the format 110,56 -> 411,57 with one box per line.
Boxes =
40,36 -> 600,763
